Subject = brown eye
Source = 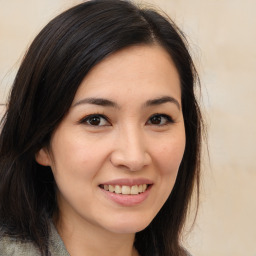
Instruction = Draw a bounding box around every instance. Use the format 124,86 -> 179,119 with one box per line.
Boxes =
80,114 -> 110,126
147,114 -> 174,126
150,115 -> 162,125
88,116 -> 101,125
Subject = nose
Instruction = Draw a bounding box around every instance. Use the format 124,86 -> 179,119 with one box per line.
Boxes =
110,126 -> 151,171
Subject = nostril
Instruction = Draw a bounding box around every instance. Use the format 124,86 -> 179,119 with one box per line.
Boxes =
110,151 -> 151,172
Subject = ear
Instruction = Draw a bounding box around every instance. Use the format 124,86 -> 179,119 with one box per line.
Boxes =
35,148 -> 51,166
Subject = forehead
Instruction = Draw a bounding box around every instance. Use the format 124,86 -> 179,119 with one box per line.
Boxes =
73,44 -> 181,104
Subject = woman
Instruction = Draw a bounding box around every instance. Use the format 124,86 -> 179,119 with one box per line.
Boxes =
0,0 -> 203,255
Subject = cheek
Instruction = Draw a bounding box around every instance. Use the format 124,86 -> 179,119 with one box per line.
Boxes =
148,133 -> 185,218
49,135 -> 108,207
49,139 -> 98,194
155,133 -> 186,176
51,132 -> 107,171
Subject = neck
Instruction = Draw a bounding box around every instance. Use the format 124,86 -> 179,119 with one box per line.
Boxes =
55,215 -> 139,256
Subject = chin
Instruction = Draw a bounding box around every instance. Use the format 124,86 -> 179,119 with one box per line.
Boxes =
105,215 -> 152,234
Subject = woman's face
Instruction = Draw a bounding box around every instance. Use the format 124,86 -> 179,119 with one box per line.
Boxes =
37,45 -> 185,234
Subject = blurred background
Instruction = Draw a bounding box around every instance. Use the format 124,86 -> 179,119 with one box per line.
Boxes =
0,0 -> 255,255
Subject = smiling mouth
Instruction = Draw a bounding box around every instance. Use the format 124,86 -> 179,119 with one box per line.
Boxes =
99,184 -> 150,195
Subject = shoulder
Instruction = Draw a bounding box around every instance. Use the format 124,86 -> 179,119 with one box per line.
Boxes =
48,222 -> 70,255
185,250 -> 193,256
0,221 -> 69,256
0,234 -> 40,256
0,222 -> 70,256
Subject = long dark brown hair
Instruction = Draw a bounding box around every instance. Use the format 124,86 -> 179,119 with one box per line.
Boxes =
0,0 -> 203,255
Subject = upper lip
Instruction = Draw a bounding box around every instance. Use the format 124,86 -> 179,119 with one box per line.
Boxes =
100,178 -> 153,186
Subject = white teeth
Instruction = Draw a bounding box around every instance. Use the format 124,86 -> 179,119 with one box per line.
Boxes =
131,185 -> 139,195
122,185 -> 131,195
115,185 -> 121,194
102,184 -> 149,194
109,185 -> 115,192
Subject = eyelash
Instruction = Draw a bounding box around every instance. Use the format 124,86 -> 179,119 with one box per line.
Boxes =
147,113 -> 174,126
79,114 -> 110,126
79,113 -> 174,127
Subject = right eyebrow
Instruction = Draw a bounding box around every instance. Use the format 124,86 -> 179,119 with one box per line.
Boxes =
72,97 -> 119,109
143,96 -> 181,110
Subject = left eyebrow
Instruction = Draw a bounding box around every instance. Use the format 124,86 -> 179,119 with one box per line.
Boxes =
72,97 -> 119,109
143,96 -> 181,110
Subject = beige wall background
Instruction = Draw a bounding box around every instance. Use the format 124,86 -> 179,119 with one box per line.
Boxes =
0,1 -> 255,255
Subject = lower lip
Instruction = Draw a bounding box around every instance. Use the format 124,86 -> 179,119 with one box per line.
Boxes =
100,185 -> 152,206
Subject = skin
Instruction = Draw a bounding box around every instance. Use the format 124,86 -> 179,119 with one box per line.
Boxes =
37,44 -> 186,256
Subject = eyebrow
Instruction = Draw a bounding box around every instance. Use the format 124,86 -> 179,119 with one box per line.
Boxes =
73,98 -> 119,108
73,96 -> 180,110
143,96 -> 181,110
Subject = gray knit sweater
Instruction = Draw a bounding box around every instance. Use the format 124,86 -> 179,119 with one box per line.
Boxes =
0,223 -> 192,256
0,223 -> 70,256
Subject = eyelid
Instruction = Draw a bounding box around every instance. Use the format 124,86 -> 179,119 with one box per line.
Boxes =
146,113 -> 175,125
77,113 -> 174,127
78,114 -> 111,126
